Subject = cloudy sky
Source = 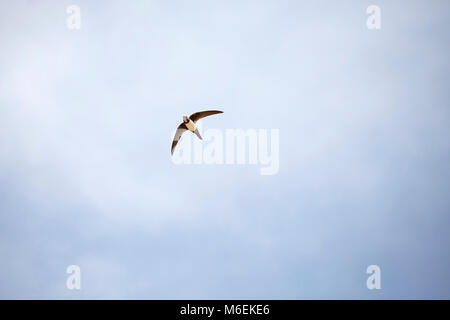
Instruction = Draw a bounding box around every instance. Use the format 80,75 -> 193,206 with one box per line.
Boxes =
1,0 -> 449,299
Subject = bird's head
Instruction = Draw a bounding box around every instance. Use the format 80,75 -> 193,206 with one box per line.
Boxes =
183,116 -> 188,123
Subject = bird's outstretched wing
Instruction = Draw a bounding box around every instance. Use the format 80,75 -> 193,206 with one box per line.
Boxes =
189,110 -> 223,123
171,123 -> 188,155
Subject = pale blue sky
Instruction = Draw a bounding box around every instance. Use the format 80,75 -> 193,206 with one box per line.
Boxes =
1,0 -> 449,299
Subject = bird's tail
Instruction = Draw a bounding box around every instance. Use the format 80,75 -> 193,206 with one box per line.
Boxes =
194,129 -> 202,140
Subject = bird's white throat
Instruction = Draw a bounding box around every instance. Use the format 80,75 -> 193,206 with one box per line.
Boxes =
185,119 -> 196,132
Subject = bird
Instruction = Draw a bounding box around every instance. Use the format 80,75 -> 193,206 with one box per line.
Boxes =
171,110 -> 223,155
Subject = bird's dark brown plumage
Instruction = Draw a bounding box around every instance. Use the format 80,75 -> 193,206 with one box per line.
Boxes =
189,110 -> 223,123
171,123 -> 187,155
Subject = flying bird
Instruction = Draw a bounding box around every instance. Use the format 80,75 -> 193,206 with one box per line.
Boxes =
171,110 -> 223,155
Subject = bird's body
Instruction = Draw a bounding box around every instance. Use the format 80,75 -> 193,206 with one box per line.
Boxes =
185,118 -> 196,132
171,110 -> 223,155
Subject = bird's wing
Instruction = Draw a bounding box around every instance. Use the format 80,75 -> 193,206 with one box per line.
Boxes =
189,110 -> 223,123
171,123 -> 188,155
